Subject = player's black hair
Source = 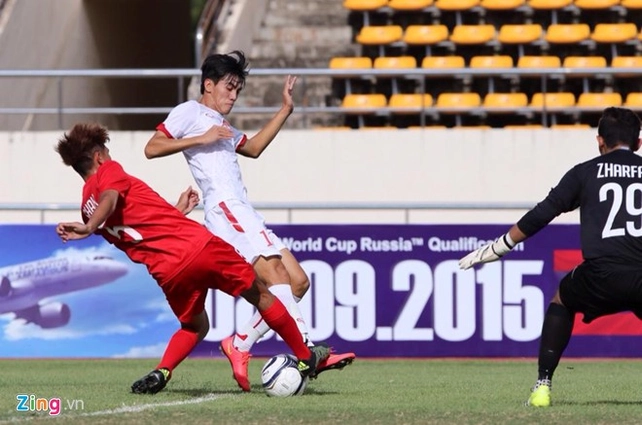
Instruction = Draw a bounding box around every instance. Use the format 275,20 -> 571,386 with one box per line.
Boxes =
598,107 -> 642,151
55,123 -> 109,176
200,50 -> 250,94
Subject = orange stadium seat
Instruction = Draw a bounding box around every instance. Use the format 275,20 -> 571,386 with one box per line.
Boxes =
389,93 -> 434,110
576,92 -> 623,108
530,92 -> 576,108
517,55 -> 562,68
481,0 -> 528,9
436,92 -> 483,126
621,0 -> 642,7
590,23 -> 639,58
527,0 -> 576,24
388,0 -> 435,10
356,25 -> 404,56
483,92 -> 529,108
449,25 -> 497,57
624,92 -> 642,108
422,55 -> 467,92
469,55 -> 515,93
573,0 -> 621,9
434,0 -> 483,25
611,56 -> 642,68
341,93 -> 389,127
497,24 -> 545,57
373,56 -> 419,94
544,23 -> 591,45
329,56 -> 374,95
402,25 -> 451,55
562,56 -> 608,92
343,0 -> 389,26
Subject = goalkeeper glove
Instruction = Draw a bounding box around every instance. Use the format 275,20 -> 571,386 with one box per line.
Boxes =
458,233 -> 515,270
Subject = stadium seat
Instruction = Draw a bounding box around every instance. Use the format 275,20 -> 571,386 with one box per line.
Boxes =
530,92 -> 576,125
329,57 -> 374,96
624,92 -> 642,108
356,25 -> 405,56
497,24 -> 545,58
421,55 -> 467,93
388,0 -> 435,10
483,92 -> 529,108
590,23 -> 639,59
517,55 -> 563,93
481,0 -> 528,9
527,0 -> 577,24
449,25 -> 497,45
550,123 -> 591,128
402,25 -> 451,56
389,93 -> 434,110
562,56 -> 609,92
573,0 -> 621,8
435,92 -> 483,126
622,0 -> 642,6
341,93 -> 389,128
373,56 -> 419,95
544,24 -> 592,57
343,0 -> 389,26
469,55 -> 515,93
576,92 -> 623,109
611,56 -> 642,68
434,0 -> 483,25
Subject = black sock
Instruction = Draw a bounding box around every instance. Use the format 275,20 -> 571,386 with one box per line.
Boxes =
537,303 -> 574,381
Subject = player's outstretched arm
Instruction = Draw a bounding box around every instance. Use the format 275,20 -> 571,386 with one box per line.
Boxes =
56,190 -> 119,242
144,126 -> 233,159
458,225 -> 527,270
175,186 -> 200,215
237,75 -> 297,159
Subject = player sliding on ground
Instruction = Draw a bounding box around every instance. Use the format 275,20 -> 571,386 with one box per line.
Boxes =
459,107 -> 642,407
54,122 -> 331,394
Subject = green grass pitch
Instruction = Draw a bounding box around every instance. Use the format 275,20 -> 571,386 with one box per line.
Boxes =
2,358 -> 642,424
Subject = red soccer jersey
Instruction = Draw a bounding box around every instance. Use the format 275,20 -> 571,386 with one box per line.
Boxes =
80,160 -> 213,283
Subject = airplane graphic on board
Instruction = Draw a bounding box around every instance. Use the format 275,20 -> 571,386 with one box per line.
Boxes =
0,254 -> 128,328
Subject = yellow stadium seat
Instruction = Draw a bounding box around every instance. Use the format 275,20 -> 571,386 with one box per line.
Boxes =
481,0 -> 527,8
342,93 -> 388,109
591,23 -> 638,43
470,55 -> 514,68
545,23 -> 591,44
422,55 -> 466,68
356,25 -> 404,56
388,0 -> 435,10
342,93 -> 389,127
434,0 -> 483,25
449,25 -> 496,45
576,92 -> 623,108
373,56 -> 418,94
343,0 -> 389,26
527,0 -> 575,23
329,57 -> 373,69
622,0 -> 642,7
611,56 -> 642,68
517,55 -> 562,68
373,56 -> 418,69
624,92 -> 642,108
403,25 -> 451,55
329,57 -> 374,96
574,0 -> 620,9
436,92 -> 482,108
483,92 -> 529,108
389,93 -> 434,111
497,24 -> 544,44
530,92 -> 576,108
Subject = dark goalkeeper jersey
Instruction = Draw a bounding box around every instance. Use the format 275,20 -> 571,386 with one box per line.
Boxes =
517,148 -> 642,267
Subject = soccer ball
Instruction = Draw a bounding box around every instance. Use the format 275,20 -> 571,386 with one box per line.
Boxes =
261,354 -> 309,397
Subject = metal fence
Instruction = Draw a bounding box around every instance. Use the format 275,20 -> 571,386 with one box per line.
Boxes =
1,67 -> 640,128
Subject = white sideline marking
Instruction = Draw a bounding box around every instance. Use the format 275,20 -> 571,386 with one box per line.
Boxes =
0,394 -> 232,423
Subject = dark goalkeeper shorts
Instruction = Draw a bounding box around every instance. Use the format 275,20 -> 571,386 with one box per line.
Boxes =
559,261 -> 642,324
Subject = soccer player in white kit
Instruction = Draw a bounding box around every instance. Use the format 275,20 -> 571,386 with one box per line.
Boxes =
144,50 -> 354,392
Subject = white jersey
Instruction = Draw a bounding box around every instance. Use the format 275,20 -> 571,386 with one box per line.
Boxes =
157,100 -> 249,208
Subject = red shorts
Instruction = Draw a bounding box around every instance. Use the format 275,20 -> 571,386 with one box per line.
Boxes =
161,236 -> 255,323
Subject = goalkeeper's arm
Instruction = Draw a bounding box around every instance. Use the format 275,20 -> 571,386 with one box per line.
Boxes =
458,225 -> 528,270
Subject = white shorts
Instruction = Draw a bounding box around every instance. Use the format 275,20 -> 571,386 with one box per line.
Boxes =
204,199 -> 285,264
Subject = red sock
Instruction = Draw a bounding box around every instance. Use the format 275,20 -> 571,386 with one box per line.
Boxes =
260,298 -> 311,360
157,328 -> 200,372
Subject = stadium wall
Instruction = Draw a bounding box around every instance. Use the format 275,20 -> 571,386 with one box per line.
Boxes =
0,129 -> 594,224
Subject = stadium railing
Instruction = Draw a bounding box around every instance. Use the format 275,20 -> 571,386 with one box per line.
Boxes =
0,67 -> 640,129
0,202 -> 540,225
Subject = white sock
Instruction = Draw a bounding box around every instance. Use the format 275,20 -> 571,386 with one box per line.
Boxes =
234,283 -> 310,351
